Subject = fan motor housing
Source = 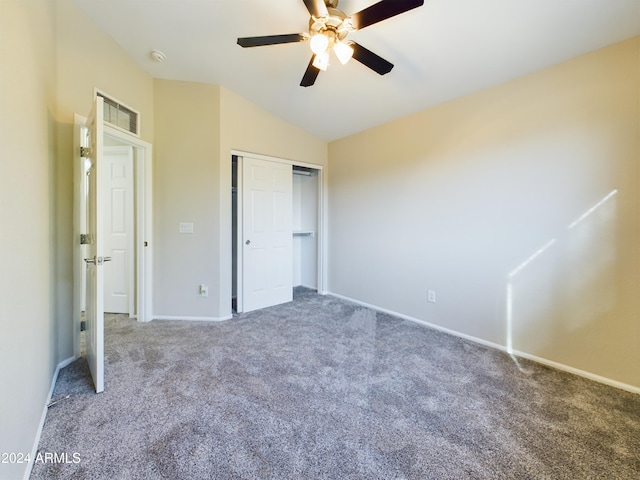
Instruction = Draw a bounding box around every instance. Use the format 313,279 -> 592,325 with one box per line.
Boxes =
309,7 -> 350,41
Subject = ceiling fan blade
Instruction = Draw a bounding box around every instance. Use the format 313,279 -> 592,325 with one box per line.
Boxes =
351,42 -> 394,75
300,56 -> 320,87
237,33 -> 307,48
350,0 -> 424,30
303,0 -> 328,19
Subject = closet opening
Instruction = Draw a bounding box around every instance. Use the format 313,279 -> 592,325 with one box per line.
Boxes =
232,154 -> 324,314
292,165 -> 319,292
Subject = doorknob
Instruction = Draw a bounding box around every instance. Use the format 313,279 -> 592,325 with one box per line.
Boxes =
84,256 -> 112,265
245,240 -> 251,245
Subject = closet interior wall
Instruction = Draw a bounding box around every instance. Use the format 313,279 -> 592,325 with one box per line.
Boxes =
293,168 -> 318,290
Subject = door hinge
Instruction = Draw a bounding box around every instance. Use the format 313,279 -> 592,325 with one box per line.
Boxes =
80,146 -> 92,158
80,233 -> 91,245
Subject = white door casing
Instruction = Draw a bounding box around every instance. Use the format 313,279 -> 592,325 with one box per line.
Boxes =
84,97 -> 105,394
242,157 -> 293,312
103,146 -> 134,314
73,103 -> 153,360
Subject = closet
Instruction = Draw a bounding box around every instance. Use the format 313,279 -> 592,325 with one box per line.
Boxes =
232,156 -> 321,313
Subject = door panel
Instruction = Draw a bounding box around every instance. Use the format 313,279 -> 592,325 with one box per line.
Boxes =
252,248 -> 268,291
242,157 -> 293,312
274,192 -> 289,232
110,249 -> 128,295
103,146 -> 133,314
272,246 -> 290,287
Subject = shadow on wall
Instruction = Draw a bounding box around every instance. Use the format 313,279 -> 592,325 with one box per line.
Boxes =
506,189 -> 618,366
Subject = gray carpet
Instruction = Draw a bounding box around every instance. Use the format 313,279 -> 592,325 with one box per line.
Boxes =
31,288 -> 639,479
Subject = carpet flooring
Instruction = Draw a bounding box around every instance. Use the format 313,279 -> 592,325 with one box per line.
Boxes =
31,288 -> 639,479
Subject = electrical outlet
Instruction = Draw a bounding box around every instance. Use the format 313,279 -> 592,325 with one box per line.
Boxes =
199,284 -> 208,297
428,290 -> 436,303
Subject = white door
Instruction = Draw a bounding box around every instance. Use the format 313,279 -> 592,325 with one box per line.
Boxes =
84,97 -> 105,393
242,157 -> 293,312
103,146 -> 134,314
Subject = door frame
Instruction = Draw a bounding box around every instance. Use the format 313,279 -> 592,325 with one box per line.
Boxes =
233,150 -> 327,313
73,114 -> 153,359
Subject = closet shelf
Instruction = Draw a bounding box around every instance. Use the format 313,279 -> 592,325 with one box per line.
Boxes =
293,230 -> 315,237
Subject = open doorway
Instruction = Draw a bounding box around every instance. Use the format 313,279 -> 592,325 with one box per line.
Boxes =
232,153 -> 325,314
73,114 -> 153,360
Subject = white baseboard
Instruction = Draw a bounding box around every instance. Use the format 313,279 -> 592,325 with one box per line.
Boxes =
153,315 -> 233,322
327,292 -> 640,395
24,355 -> 77,480
57,355 -> 76,370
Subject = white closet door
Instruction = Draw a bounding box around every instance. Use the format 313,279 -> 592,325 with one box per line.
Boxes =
242,157 -> 293,312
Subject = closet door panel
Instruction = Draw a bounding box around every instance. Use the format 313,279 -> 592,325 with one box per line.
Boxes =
242,157 -> 293,312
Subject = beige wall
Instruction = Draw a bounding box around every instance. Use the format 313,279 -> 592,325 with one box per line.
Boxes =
328,38 -> 639,389
219,86 -> 328,167
0,1 -> 57,478
55,0 -> 154,140
153,80 -> 222,318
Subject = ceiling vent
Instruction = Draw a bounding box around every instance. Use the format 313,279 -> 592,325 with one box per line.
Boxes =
95,90 -> 140,137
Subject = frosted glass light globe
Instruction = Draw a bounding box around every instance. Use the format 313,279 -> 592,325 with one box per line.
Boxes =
310,33 -> 329,55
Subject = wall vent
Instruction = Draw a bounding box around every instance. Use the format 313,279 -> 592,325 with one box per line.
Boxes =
95,90 -> 140,137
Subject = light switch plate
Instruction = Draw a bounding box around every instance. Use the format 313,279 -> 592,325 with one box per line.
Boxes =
179,222 -> 194,234
428,290 -> 436,303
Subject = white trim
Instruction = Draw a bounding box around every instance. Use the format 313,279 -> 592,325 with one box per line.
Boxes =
118,125 -> 154,324
153,315 -> 233,322
57,356 -> 76,370
328,291 -> 640,395
24,356 -> 76,480
231,149 -> 323,171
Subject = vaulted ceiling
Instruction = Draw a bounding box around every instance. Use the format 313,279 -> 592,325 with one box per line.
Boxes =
74,0 -> 639,141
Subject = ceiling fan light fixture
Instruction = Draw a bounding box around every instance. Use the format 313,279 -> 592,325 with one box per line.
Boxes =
237,0 -> 425,86
333,41 -> 354,64
312,51 -> 330,71
310,33 -> 329,55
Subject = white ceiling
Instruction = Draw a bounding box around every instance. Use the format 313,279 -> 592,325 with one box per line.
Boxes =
74,0 -> 639,141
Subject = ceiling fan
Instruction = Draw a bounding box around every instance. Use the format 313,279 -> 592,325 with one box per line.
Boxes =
237,0 -> 424,87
